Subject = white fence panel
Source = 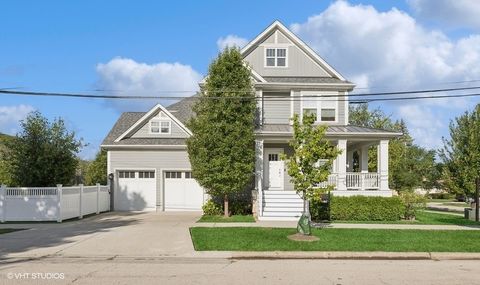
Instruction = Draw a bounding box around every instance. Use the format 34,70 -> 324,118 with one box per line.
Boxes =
4,187 -> 58,221
0,184 -> 110,222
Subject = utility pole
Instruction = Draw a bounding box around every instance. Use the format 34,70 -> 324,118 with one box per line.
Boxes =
475,178 -> 479,222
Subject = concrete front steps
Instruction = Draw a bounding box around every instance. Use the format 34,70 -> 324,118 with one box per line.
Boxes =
259,190 -> 303,221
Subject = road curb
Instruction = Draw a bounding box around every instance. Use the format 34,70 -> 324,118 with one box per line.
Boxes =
225,251 -> 480,260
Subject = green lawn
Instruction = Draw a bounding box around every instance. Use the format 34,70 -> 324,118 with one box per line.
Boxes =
190,227 -> 480,252
0,229 -> 23,235
197,215 -> 255,223
331,211 -> 479,226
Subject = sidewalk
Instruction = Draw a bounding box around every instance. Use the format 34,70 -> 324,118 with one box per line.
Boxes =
193,221 -> 480,230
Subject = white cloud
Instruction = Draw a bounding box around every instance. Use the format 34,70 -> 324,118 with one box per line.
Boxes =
96,57 -> 203,112
290,1 -> 480,149
397,104 -> 444,149
0,105 -> 35,135
408,0 -> 480,29
216,35 -> 248,50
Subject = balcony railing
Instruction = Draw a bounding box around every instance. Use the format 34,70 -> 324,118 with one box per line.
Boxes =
316,173 -> 380,190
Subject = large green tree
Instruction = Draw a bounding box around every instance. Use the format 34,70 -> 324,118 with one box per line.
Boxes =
349,104 -> 438,192
85,149 -> 107,185
187,48 -> 256,217
3,111 -> 83,186
282,113 -> 341,234
440,104 -> 480,198
0,133 -> 14,185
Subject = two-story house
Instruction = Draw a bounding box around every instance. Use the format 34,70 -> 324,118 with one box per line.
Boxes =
102,21 -> 401,220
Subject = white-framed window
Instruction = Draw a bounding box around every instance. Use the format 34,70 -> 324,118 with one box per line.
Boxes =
138,171 -> 155,179
301,93 -> 338,123
119,171 -> 136,179
165,171 -> 182,179
150,120 -> 171,134
265,48 -> 287,67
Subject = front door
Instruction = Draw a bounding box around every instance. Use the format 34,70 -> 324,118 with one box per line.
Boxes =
265,149 -> 284,189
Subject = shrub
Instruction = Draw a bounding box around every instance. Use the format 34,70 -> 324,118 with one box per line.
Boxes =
329,196 -> 405,221
310,193 -> 330,222
428,192 -> 454,200
400,191 -> 427,220
230,200 -> 252,215
202,199 -> 222,216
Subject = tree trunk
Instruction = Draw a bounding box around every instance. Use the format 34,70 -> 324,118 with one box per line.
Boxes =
224,194 -> 229,217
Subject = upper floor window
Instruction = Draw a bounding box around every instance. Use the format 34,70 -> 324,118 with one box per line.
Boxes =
150,120 -> 171,134
265,48 -> 287,67
301,96 -> 338,123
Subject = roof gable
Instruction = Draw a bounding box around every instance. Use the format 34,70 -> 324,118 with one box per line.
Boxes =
114,104 -> 192,142
241,20 -> 346,80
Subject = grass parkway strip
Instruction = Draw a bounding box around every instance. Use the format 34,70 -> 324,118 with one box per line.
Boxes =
190,227 -> 480,252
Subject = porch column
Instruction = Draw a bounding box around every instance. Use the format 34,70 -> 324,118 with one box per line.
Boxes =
360,146 -> 369,173
255,139 -> 264,216
337,140 -> 347,191
377,140 -> 389,190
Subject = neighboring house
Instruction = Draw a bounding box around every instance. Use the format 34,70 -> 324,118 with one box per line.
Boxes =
102,21 -> 401,220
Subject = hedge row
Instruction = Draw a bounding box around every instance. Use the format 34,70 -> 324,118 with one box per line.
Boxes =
319,195 -> 405,221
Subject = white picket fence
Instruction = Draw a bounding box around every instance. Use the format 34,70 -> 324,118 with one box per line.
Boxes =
0,184 -> 110,222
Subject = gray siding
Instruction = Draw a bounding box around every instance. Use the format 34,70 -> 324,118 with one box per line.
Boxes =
264,143 -> 294,191
291,90 -> 347,126
263,92 -> 291,124
110,149 -> 192,208
130,110 -> 189,139
243,29 -> 331,77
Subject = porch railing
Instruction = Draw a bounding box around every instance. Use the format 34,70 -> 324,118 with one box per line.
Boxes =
315,173 -> 380,190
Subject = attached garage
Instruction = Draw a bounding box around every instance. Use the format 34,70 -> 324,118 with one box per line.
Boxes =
164,171 -> 205,211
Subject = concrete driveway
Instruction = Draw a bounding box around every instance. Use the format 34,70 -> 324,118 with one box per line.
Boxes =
0,211 -> 201,261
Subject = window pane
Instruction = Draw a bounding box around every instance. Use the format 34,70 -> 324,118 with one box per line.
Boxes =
119,171 -> 124,178
266,58 -> 275,66
130,172 -> 135,178
150,172 -> 155,178
321,108 -> 336,121
139,172 -> 144,178
177,172 -> 182,178
185,172 -> 192,179
266,48 -> 275,57
166,172 -> 171,179
277,58 -> 286,66
151,121 -> 159,126
277,48 -> 286,57
160,121 -> 170,133
303,108 -> 317,120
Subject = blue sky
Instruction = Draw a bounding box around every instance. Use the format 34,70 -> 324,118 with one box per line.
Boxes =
1,0 -> 480,159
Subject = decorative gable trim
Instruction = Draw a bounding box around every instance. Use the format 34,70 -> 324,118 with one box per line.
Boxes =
114,104 -> 192,142
241,20 -> 346,81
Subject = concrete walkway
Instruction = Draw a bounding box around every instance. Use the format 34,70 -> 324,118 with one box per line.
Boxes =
193,221 -> 480,230
427,202 -> 467,214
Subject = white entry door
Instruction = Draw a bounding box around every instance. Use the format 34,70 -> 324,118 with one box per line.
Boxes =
164,171 -> 204,211
265,149 -> 284,189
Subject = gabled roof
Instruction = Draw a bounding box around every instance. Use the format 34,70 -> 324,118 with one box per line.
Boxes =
113,103 -> 192,143
241,20 -> 347,81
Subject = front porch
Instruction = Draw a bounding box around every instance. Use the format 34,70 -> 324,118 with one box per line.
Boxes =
254,136 -> 393,220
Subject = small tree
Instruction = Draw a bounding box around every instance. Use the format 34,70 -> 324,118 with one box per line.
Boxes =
85,149 -> 107,185
282,113 -> 341,234
3,111 -> 83,186
187,48 -> 256,217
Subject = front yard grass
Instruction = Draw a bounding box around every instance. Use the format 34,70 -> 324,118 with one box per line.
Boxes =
197,215 -> 255,223
190,227 -> 480,252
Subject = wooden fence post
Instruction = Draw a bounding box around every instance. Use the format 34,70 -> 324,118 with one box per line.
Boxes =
0,184 -> 6,223
96,183 -> 100,214
79,184 -> 84,219
57,184 -> 63,223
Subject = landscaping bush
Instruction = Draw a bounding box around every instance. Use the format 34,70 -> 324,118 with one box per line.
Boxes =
329,196 -> 405,221
202,199 -> 222,216
400,191 -> 427,220
310,193 -> 330,222
428,192 -> 454,200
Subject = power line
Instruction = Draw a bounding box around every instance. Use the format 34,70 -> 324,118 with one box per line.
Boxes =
2,86 -> 480,101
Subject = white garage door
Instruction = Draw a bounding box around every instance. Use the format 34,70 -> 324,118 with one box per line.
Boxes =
116,170 -> 156,211
164,171 -> 204,210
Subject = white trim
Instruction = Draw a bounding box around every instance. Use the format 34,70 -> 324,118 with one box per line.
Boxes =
101,144 -> 187,149
114,104 -> 192,142
289,89 -> 294,125
344,91 -> 349,125
149,119 -> 172,135
241,20 -> 347,81
263,47 -> 288,68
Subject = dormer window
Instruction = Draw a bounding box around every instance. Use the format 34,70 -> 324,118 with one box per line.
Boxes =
150,120 -> 171,134
265,48 -> 287,67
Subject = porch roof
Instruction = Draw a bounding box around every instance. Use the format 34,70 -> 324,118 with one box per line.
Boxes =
257,124 -> 402,138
